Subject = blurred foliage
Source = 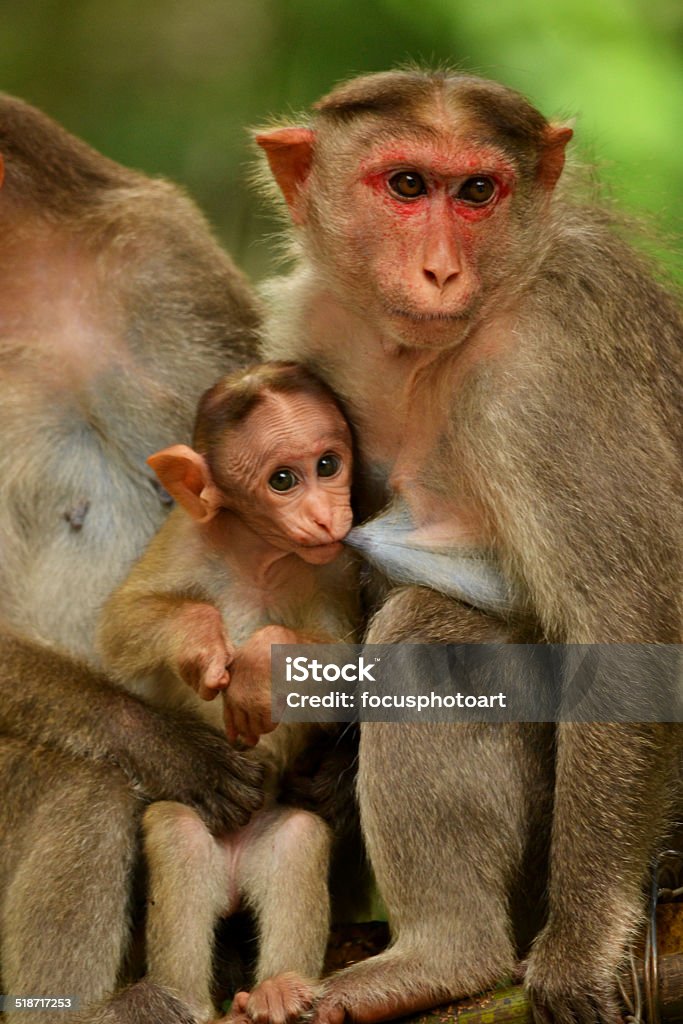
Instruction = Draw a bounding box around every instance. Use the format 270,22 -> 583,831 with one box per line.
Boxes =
1,0 -> 681,281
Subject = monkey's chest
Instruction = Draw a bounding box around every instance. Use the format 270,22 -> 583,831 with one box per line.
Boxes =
356,367 -> 489,547
215,577 -> 314,647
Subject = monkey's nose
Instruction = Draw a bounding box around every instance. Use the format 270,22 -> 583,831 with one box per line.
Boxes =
308,506 -> 335,538
312,515 -> 349,544
422,264 -> 459,290
422,225 -> 461,291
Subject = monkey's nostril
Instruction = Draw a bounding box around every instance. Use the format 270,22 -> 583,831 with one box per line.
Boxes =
423,267 -> 459,289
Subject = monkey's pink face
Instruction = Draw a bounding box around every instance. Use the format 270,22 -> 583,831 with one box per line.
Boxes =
328,137 -> 517,348
219,393 -> 354,564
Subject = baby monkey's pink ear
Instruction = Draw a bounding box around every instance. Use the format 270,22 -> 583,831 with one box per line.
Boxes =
147,445 -> 223,523
255,127 -> 315,224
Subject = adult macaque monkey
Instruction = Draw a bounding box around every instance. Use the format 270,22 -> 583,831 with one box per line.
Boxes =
0,95 -> 263,1021
255,70 -> 682,1024
99,361 -> 360,1024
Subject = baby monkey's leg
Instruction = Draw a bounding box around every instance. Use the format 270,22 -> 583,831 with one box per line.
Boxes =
230,808 -> 332,1024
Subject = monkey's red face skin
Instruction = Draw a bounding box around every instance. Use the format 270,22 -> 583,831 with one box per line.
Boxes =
257,112 -> 570,352
341,138 -> 516,347
218,393 -> 354,564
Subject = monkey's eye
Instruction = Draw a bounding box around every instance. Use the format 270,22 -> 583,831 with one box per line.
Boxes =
387,172 -> 427,200
317,453 -> 341,478
269,468 -> 298,492
456,177 -> 496,205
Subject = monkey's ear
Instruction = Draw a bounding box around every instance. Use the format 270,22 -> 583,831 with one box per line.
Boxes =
254,127 -> 315,224
147,445 -> 223,524
537,123 -> 573,191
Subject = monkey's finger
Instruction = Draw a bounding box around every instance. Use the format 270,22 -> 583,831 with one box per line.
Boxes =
223,714 -> 239,744
232,992 -> 250,1013
230,705 -> 253,742
258,710 -> 276,735
240,733 -> 260,748
242,709 -> 268,740
199,662 -> 231,701
246,709 -> 276,740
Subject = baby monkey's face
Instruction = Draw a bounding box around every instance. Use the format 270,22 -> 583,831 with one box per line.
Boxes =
218,392 -> 354,564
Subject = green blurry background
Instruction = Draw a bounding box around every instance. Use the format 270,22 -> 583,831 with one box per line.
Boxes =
1,0 -> 681,280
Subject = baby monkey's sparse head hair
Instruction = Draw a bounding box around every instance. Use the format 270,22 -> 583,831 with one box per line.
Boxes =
193,361 -> 347,458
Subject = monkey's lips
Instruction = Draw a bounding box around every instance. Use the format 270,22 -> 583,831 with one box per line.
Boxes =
297,541 -> 345,564
390,307 -> 467,322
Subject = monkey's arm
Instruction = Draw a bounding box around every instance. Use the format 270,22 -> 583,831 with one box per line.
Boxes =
98,511 -> 234,701
0,628 -> 262,833
100,586 -> 233,700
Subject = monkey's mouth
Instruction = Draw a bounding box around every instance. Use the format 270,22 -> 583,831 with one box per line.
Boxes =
297,541 -> 344,565
388,307 -> 468,323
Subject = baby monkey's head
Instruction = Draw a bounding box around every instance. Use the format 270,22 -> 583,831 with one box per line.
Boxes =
148,362 -> 354,565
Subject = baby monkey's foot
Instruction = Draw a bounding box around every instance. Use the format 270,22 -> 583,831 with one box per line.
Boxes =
224,972 -> 319,1024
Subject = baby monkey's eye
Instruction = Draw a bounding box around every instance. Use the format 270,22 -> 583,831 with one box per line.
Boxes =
269,468 -> 298,492
456,176 -> 496,205
387,171 -> 427,200
317,453 -> 341,478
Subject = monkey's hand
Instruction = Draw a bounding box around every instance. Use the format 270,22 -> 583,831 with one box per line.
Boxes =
126,703 -> 263,835
170,602 -> 234,701
524,932 -> 623,1024
223,625 -> 300,746
0,629 -> 261,834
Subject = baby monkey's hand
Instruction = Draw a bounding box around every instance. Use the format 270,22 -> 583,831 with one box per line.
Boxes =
223,625 -> 300,746
171,602 -> 234,701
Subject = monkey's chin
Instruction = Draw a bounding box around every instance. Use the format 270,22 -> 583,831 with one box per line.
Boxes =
296,542 -> 344,565
386,307 -> 472,350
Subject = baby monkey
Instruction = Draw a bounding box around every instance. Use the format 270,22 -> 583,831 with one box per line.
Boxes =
99,361 -> 360,1024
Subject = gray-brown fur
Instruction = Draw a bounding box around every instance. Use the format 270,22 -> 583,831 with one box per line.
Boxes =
0,92 -> 260,661
256,68 -> 682,1024
0,94 -> 262,1022
0,630 -> 263,1024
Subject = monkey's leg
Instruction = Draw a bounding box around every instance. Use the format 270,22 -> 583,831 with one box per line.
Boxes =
0,739 -> 141,1024
142,801 -> 231,1022
230,808 -> 332,1024
315,588 -> 548,1024
525,719 -> 679,1024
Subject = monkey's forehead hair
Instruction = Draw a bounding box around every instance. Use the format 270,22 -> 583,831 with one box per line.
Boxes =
314,69 -> 551,156
192,360 -> 349,454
